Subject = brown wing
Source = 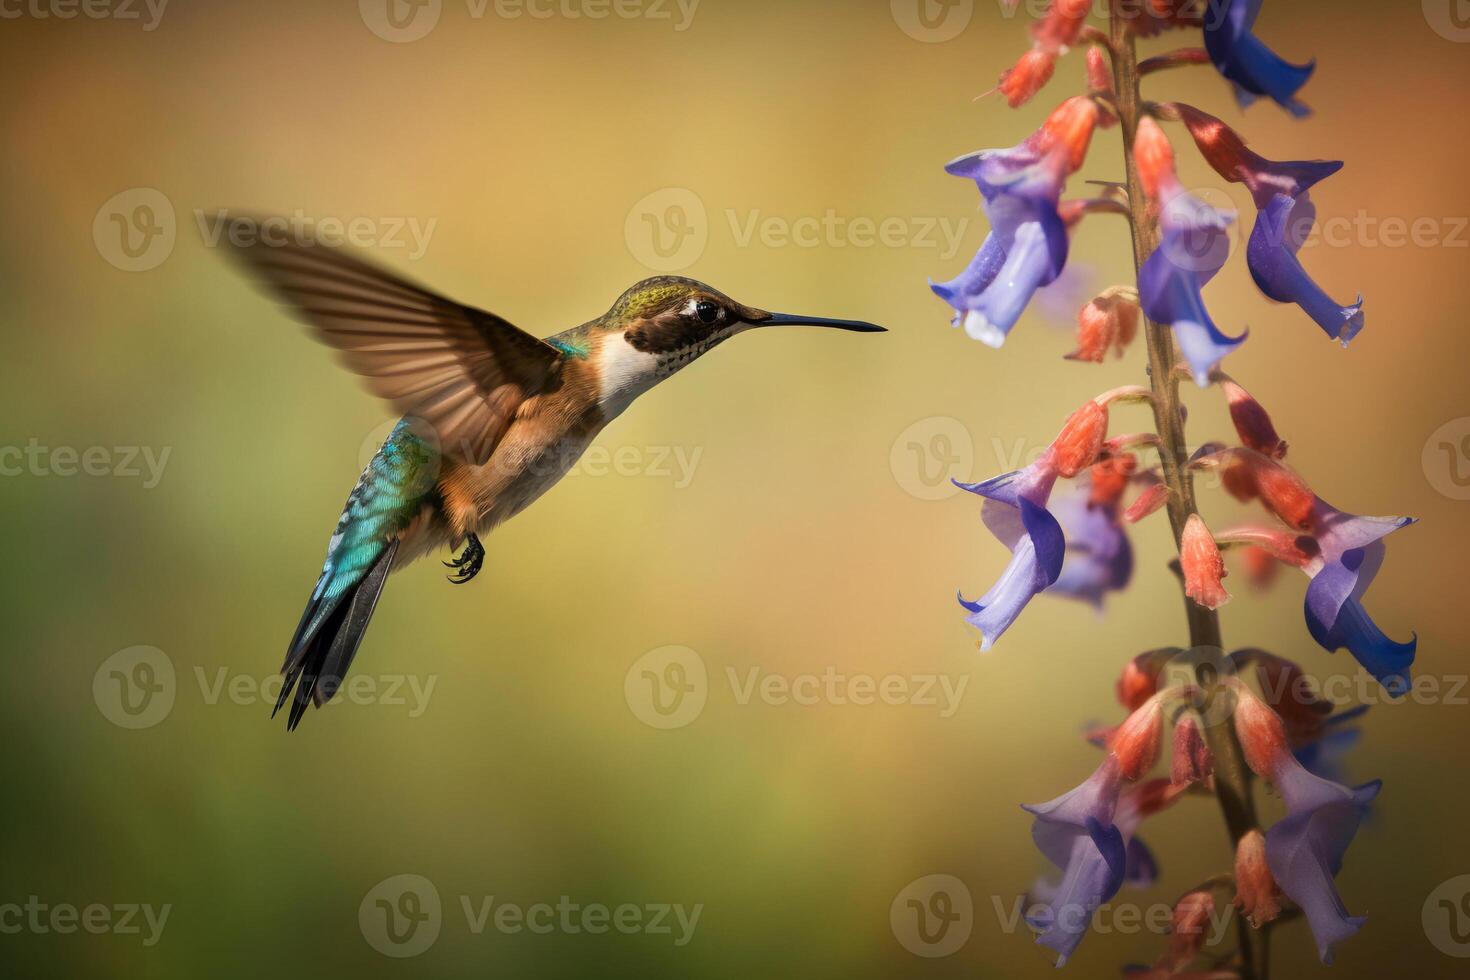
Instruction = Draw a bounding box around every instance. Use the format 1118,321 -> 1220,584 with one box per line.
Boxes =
222,217 -> 562,464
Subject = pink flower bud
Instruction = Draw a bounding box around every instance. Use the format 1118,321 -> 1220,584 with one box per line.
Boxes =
1088,453 -> 1137,507
1050,399 -> 1108,477
1231,685 -> 1291,779
1112,694 -> 1165,780
1117,652 -> 1162,711
1124,482 -> 1171,523
1221,379 -> 1287,459
1041,96 -> 1101,173
1170,717 -> 1214,787
1233,829 -> 1282,928
1065,291 -> 1140,363
998,48 -> 1057,108
1086,46 -> 1114,98
1181,514 -> 1230,609
1032,0 -> 1091,52
1166,891 -> 1216,966
1134,117 -> 1176,201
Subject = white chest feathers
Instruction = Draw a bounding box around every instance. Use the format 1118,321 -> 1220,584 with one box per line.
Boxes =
595,333 -> 660,417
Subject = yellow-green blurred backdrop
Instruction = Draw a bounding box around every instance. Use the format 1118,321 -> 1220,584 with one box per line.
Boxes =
3,1 -> 1469,977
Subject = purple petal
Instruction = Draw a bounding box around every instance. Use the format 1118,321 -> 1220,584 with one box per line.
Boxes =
1203,0 -> 1316,117
1247,194 -> 1364,343
1034,819 -> 1127,966
1266,761 -> 1380,963
1139,192 -> 1246,384
959,498 -> 1065,649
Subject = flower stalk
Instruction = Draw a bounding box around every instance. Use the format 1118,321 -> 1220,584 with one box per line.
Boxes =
1107,5 -> 1264,976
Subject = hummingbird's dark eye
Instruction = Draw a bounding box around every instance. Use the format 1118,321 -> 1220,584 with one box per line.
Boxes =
695,299 -> 719,324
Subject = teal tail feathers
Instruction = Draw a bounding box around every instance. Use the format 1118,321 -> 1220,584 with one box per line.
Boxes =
276,540 -> 399,730
275,417 -> 439,731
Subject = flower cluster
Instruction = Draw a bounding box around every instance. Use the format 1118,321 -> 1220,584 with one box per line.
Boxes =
934,1 -> 1417,973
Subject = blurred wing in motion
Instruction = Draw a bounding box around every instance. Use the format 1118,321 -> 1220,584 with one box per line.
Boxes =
222,216 -> 563,464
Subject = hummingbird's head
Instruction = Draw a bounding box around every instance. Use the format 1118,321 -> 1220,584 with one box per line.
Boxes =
587,276 -> 884,414
605,275 -> 884,361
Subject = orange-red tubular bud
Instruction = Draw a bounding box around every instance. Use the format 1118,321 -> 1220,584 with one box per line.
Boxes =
1133,116 -> 1176,200
1195,449 -> 1315,529
1089,453 -> 1137,507
1112,694 -> 1165,780
998,48 -> 1057,108
1124,482 -> 1171,524
1241,545 -> 1279,589
1221,379 -> 1287,459
1170,716 -> 1213,787
1086,46 -> 1114,98
1181,514 -> 1230,609
1050,400 -> 1108,477
1065,291 -> 1140,363
1234,830 -> 1282,928
1253,458 -> 1315,530
1032,0 -> 1092,52
1167,891 -> 1216,966
1117,652 -> 1163,711
1231,684 -> 1291,779
1042,96 -> 1101,172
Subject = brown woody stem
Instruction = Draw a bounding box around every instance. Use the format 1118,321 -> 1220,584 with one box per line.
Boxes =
1106,7 -> 1267,979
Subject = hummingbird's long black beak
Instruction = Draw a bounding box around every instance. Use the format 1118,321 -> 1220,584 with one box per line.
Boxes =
756,312 -> 887,333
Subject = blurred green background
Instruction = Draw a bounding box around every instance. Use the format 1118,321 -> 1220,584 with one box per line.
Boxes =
3,1 -> 1469,977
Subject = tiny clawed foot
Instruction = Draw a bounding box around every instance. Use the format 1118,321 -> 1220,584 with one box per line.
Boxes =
445,533 -> 485,584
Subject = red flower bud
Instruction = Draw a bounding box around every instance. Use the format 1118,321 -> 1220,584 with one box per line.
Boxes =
1124,482 -> 1171,523
1086,46 -> 1114,98
1117,652 -> 1163,711
1065,291 -> 1140,363
1050,399 -> 1108,477
1042,96 -> 1101,173
1134,116 -> 1176,201
1221,379 -> 1287,459
1233,829 -> 1282,928
1170,717 -> 1214,787
1181,514 -> 1230,609
1167,891 -> 1216,966
1231,685 -> 1291,779
1241,545 -> 1279,589
1032,0 -> 1092,52
1253,459 -> 1315,530
998,48 -> 1057,108
1112,694 -> 1165,780
1089,453 -> 1137,507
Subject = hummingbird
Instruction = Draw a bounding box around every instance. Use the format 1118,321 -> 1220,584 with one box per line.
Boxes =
222,219 -> 885,730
